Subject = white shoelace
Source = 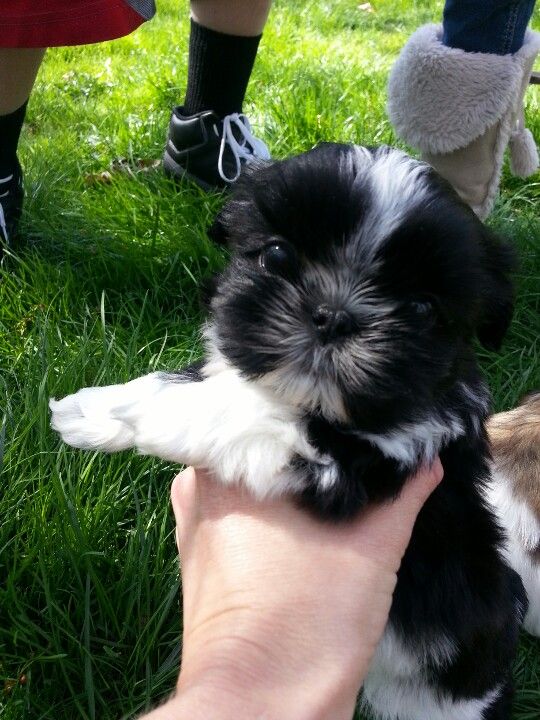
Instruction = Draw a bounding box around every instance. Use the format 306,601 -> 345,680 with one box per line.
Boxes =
217,113 -> 270,183
0,173 -> 13,242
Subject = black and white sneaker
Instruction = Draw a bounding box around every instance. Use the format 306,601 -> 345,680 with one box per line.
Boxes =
0,160 -> 24,246
163,107 -> 270,190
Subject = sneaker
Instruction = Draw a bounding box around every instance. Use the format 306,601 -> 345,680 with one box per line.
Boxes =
0,160 -> 24,246
163,108 -> 270,190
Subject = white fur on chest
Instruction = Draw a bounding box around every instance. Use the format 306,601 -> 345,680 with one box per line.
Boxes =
358,413 -> 465,468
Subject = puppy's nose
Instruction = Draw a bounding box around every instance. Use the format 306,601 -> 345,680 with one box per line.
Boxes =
312,305 -> 353,342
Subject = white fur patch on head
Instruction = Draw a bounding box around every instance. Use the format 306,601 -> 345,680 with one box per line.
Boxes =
352,146 -> 432,256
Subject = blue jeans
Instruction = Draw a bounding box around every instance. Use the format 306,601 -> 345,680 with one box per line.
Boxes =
443,0 -> 536,54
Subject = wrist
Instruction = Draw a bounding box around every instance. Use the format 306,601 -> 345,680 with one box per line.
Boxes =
177,634 -> 360,720
175,564 -> 397,720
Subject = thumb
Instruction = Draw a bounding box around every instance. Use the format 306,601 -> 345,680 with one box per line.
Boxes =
398,457 -> 444,523
171,466 -> 198,552
349,458 -> 443,569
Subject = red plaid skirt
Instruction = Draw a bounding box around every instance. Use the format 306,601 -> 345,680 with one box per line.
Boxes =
1,0 -> 146,47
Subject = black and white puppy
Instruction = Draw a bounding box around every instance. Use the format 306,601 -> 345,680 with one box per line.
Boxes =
51,145 -> 527,720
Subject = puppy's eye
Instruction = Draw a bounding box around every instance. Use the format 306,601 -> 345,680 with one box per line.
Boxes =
408,297 -> 445,327
410,299 -> 434,316
259,243 -> 297,276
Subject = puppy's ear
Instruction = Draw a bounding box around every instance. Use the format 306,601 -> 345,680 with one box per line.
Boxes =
207,209 -> 229,246
476,227 -> 517,351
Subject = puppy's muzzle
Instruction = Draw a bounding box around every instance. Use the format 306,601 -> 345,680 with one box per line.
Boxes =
312,305 -> 354,344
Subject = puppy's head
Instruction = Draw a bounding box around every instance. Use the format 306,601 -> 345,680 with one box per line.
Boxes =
206,144 -> 515,431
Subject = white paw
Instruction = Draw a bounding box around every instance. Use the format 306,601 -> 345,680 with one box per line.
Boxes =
50,384 -> 136,452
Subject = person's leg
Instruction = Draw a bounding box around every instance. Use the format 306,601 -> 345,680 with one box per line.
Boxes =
163,1 -> 272,190
387,2 -> 539,220
183,0 -> 271,118
0,48 -> 45,174
0,48 -> 45,244
443,0 -> 536,55
190,0 -> 271,37
0,47 -> 45,116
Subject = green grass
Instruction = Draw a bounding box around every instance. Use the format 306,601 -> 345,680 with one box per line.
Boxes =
1,0 -> 539,717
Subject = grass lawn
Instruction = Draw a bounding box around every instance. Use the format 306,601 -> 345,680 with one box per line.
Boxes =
1,0 -> 539,717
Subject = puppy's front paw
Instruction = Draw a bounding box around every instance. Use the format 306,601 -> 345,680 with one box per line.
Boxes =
50,385 -> 136,452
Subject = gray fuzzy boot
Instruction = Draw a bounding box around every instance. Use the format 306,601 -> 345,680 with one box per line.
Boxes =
387,25 -> 540,219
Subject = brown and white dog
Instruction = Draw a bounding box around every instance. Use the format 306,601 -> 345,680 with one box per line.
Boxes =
487,391 -> 540,636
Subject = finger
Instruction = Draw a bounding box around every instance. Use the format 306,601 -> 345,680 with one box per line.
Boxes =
349,458 -> 443,562
377,457 -> 443,535
171,466 -> 198,550
191,470 -> 269,520
399,456 -> 444,518
380,457 -> 443,539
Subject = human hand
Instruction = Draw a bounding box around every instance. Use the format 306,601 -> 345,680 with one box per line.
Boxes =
152,460 -> 442,720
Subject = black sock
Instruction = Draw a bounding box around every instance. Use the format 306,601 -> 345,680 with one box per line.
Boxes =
183,19 -> 262,118
0,101 -> 27,177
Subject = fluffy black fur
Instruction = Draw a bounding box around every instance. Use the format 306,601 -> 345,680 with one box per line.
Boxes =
203,144 -> 525,718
